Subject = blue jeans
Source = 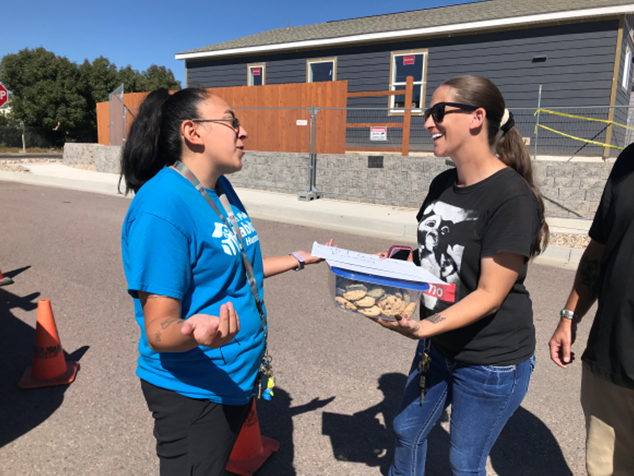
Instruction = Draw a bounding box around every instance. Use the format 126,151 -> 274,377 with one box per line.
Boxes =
389,340 -> 535,476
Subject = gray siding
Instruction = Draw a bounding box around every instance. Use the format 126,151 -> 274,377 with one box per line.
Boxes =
187,19 -> 621,155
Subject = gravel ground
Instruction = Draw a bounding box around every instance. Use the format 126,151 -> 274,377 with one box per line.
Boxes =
548,233 -> 590,249
0,158 -> 62,172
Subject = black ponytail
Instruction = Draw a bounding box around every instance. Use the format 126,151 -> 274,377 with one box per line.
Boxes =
441,75 -> 549,258
119,87 -> 210,194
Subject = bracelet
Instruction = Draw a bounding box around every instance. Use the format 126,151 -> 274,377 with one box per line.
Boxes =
291,252 -> 305,271
560,309 -> 576,321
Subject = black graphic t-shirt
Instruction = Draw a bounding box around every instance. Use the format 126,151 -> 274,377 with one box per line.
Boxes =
415,167 -> 541,366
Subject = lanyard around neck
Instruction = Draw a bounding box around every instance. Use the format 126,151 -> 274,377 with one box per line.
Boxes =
172,161 -> 268,344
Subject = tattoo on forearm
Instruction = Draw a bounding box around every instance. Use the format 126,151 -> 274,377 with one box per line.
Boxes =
160,318 -> 184,329
578,257 -> 600,300
424,313 -> 446,324
155,332 -> 162,343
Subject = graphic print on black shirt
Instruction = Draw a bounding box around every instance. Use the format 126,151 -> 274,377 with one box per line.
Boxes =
417,201 -> 477,309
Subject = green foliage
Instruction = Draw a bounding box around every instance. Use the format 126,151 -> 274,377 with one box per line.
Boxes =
0,47 -> 182,142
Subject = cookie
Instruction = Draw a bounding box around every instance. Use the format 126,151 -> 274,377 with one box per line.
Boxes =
346,283 -> 368,292
378,294 -> 406,317
400,302 -> 417,320
355,296 -> 376,308
335,297 -> 357,310
367,288 -> 386,299
343,289 -> 367,302
358,306 -> 381,317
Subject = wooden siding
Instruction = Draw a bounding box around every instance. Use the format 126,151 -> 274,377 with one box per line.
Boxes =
186,19 -> 622,156
187,20 -> 620,108
95,82 -> 347,153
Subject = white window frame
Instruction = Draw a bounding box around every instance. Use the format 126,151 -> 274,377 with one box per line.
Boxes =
306,57 -> 337,83
622,47 -> 632,91
388,49 -> 428,116
248,63 -> 266,86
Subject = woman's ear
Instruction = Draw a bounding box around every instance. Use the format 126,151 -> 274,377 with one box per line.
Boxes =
470,107 -> 487,131
181,120 -> 204,146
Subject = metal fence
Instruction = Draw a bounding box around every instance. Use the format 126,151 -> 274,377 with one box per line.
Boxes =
0,125 -> 62,149
109,84 -> 125,146
111,102 -> 631,214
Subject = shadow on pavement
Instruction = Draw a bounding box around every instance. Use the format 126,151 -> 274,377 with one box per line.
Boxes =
3,265 -> 31,280
0,286 -> 89,448
322,373 -> 406,475
320,373 -> 572,476
256,387 -> 335,475
490,406 -> 573,476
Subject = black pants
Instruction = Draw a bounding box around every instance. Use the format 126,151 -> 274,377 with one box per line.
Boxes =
141,379 -> 252,476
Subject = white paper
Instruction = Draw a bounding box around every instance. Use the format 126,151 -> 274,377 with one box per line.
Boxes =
311,242 -> 447,285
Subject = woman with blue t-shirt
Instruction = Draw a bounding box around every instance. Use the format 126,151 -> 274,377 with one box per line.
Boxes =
120,87 -> 327,476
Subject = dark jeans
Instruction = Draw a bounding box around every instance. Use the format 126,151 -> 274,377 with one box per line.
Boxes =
141,379 -> 252,476
389,340 -> 536,476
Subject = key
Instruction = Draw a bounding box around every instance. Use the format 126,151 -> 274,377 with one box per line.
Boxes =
256,375 -> 263,399
418,352 -> 431,404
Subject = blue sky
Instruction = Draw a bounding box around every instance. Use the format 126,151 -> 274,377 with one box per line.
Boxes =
2,0 -> 474,87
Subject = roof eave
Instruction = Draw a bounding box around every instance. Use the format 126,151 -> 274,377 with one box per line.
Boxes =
176,4 -> 634,61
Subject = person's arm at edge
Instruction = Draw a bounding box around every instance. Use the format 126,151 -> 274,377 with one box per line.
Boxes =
375,253 -> 524,339
139,292 -> 240,352
548,239 -> 605,368
263,239 -> 333,278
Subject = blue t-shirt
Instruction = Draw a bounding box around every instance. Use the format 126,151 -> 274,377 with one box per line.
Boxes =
121,167 -> 265,404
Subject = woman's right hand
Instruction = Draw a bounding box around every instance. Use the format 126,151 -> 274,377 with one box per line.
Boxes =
181,302 -> 241,349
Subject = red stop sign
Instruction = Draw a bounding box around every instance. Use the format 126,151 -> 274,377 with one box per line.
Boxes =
0,84 -> 7,108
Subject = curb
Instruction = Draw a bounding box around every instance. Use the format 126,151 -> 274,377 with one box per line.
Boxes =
0,171 -> 583,270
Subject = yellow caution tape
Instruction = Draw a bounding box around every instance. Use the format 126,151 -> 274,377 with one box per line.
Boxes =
534,109 -> 634,131
535,124 -> 624,150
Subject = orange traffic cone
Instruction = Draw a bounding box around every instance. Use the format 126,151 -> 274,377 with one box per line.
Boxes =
19,299 -> 79,389
226,399 -> 280,476
0,268 -> 14,287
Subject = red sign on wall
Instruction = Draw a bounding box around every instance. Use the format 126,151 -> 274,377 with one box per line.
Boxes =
403,55 -> 415,65
252,68 -> 261,76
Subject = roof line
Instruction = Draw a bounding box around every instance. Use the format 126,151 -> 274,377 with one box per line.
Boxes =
324,0 -> 489,24
176,4 -> 634,61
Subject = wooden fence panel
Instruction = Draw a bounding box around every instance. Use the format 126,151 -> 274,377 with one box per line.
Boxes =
96,82 -> 348,153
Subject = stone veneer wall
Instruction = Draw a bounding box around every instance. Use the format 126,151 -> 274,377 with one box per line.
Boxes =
64,144 -> 613,218
63,143 -> 122,174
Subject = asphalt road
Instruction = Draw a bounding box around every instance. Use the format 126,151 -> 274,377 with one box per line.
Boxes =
0,181 -> 592,476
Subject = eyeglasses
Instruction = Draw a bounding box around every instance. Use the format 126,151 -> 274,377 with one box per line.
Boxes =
424,102 -> 479,123
191,117 -> 241,134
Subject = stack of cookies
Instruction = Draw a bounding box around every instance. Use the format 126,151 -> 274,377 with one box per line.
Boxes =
334,279 -> 418,320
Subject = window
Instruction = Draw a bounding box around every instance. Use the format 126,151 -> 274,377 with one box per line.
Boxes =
248,63 -> 265,86
389,49 -> 428,114
622,47 -> 632,91
307,58 -> 337,83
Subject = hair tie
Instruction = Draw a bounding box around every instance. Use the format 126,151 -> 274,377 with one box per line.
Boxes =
500,109 -> 515,135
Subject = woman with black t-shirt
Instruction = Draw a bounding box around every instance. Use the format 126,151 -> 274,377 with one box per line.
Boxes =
373,76 -> 549,476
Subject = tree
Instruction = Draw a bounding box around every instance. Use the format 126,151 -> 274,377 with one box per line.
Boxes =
1,48 -> 89,141
141,65 -> 181,91
0,47 -> 182,143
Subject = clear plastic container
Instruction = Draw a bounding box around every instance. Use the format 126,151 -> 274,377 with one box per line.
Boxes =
328,266 -> 429,321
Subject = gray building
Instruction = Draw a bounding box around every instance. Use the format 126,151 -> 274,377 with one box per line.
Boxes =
176,0 -> 634,155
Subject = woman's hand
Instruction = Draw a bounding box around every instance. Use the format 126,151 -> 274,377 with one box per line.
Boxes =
181,302 -> 241,349
374,315 -> 422,339
300,238 -> 335,265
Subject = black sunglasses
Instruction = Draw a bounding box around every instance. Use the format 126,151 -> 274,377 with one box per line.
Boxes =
424,102 -> 479,123
191,117 -> 241,132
